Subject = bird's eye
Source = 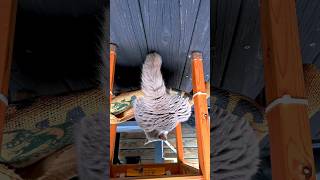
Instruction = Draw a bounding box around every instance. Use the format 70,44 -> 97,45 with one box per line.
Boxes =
158,133 -> 166,140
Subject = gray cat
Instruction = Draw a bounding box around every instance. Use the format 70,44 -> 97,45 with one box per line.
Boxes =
74,112 -> 109,180
211,106 -> 260,180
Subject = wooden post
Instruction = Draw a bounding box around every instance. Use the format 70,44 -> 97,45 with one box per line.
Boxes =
0,0 -> 17,148
260,0 -> 316,179
192,52 -> 210,180
110,44 -> 117,164
175,123 -> 184,164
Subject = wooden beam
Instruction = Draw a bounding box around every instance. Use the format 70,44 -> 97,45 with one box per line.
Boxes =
260,0 -> 316,179
191,52 -> 210,180
110,43 -> 118,164
0,0 -> 17,148
110,175 -> 204,180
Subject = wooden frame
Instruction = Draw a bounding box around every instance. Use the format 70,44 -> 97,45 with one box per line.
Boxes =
191,52 -> 210,180
109,50 -> 210,179
260,0 -> 316,179
0,0 -> 17,148
110,43 -> 118,164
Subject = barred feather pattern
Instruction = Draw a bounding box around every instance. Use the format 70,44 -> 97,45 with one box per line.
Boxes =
134,53 -> 191,144
74,112 -> 109,180
211,106 -> 260,180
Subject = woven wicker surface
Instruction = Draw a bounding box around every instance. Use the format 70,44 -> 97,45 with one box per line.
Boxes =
16,145 -> 77,180
1,88 -> 106,168
0,164 -> 23,180
304,64 -> 320,118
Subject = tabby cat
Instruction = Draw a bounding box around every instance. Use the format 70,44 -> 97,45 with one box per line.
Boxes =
133,52 -> 192,144
74,112 -> 109,180
210,105 -> 260,180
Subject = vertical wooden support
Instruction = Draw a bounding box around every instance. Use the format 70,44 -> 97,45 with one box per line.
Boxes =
0,0 -> 17,148
260,0 -> 316,179
175,123 -> 184,164
192,52 -> 210,180
110,44 -> 117,164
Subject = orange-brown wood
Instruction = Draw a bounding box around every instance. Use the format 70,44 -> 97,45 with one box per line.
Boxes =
110,124 -> 117,163
110,44 -> 117,97
109,43 -> 118,164
110,175 -> 204,180
175,123 -> 184,165
110,163 -> 201,179
110,163 -> 180,178
0,0 -> 17,148
191,52 -> 210,180
260,0 -> 316,179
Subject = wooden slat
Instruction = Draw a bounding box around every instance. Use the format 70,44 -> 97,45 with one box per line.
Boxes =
213,0 -> 242,87
191,52 -> 210,180
110,0 -> 148,91
139,0 -> 200,91
110,163 -> 200,178
180,0 -> 210,92
0,0 -> 16,147
119,137 -> 197,149
139,159 -> 199,167
110,44 -> 118,164
295,0 -> 320,65
260,0 -> 316,179
221,0 -> 264,99
119,148 -> 199,160
120,124 -> 197,139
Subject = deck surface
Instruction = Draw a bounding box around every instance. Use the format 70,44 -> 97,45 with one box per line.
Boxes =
118,122 -> 199,169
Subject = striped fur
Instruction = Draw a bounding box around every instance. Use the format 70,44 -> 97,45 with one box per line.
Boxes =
73,112 -> 109,180
211,106 -> 260,180
133,53 -> 191,144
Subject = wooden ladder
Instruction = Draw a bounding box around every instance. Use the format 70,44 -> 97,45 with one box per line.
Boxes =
109,44 -> 210,180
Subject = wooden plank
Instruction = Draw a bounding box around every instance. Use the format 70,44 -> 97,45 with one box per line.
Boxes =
295,0 -> 320,65
120,123 -> 197,139
221,0 -> 264,99
0,0 -> 16,148
212,0 -> 242,87
120,137 -> 197,149
180,0 -> 210,92
260,0 -> 316,179
110,0 -> 148,91
119,148 -> 199,160
191,52 -> 210,180
139,159 -> 199,166
139,0 -> 199,90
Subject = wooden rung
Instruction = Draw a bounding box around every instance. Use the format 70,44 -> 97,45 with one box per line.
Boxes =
191,52 -> 210,180
0,0 -> 17,149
